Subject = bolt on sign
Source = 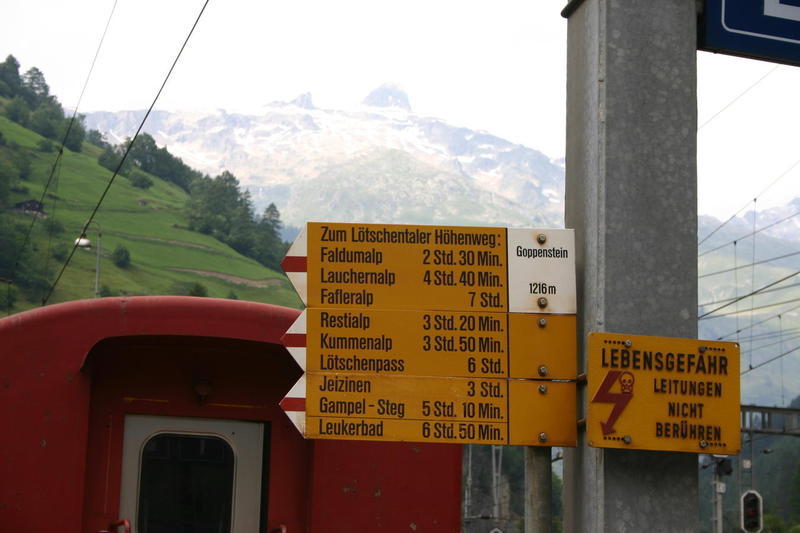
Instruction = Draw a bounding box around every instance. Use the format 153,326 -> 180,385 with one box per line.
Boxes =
586,333 -> 740,454
279,222 -> 579,446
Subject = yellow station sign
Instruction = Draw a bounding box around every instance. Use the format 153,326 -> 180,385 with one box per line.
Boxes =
304,373 -> 576,446
305,308 -> 576,380
586,332 -> 740,454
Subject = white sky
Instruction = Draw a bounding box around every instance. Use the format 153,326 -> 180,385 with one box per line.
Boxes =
1,0 -> 799,219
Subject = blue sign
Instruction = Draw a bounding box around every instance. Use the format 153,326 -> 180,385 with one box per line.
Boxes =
701,0 -> 800,65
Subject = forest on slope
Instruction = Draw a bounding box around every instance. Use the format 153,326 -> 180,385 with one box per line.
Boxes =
0,54 -> 298,313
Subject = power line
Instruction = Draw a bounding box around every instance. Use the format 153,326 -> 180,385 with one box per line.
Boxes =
715,302 -> 800,340
741,344 -> 800,375
698,200 -> 754,248
699,157 -> 800,247
42,0 -> 211,305
748,200 -> 758,368
698,65 -> 779,130
699,279 -> 800,308
699,208 -> 800,257
703,296 -> 800,320
698,249 -> 800,279
747,330 -> 800,354
5,0 -> 119,315
739,326 -> 800,344
698,269 -> 800,319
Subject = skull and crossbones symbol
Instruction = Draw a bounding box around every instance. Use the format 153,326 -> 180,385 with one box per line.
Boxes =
619,372 -> 634,394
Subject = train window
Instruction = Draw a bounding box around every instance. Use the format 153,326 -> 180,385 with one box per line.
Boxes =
119,416 -> 265,533
138,433 -> 234,533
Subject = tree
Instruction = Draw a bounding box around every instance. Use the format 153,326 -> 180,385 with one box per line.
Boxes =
98,146 -> 119,171
187,171 -> 251,239
4,96 -> 30,125
62,115 -> 86,152
0,283 -> 17,310
11,149 -> 31,180
128,170 -> 153,189
0,55 -> 22,97
85,129 -> 108,148
112,244 -> 131,268
0,156 -> 14,206
122,133 -> 201,192
37,139 -> 55,152
253,203 -> 286,270
22,67 -> 49,106
791,463 -> 800,525
188,282 -> 207,297
98,145 -> 133,176
29,101 -> 63,139
764,513 -> 787,533
99,285 -> 116,298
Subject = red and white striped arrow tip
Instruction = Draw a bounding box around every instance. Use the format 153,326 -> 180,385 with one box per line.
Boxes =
280,310 -> 307,370
280,226 -> 308,305
278,376 -> 306,436
279,310 -> 307,435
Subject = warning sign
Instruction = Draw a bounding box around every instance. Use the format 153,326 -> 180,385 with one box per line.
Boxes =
586,332 -> 740,454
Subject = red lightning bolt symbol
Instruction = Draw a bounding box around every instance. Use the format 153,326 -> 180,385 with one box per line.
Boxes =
591,370 -> 633,435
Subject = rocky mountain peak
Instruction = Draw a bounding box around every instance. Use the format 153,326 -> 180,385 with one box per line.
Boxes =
362,83 -> 411,111
290,92 -> 314,109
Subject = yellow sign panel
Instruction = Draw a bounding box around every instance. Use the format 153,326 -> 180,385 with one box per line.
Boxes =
306,308 -> 577,379
305,372 -> 576,446
586,333 -> 740,454
306,222 -> 508,311
508,313 -> 576,379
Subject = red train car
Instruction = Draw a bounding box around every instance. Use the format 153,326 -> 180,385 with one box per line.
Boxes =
0,297 -> 461,532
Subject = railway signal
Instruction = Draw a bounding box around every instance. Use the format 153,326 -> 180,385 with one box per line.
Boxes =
741,490 -> 763,533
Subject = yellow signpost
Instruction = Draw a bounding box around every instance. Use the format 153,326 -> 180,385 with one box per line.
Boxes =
305,308 -> 577,380
307,222 -> 508,311
304,373 -> 576,445
280,221 -> 579,446
586,332 -> 740,454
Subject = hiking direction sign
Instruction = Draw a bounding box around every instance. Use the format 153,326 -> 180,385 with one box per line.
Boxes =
587,332 -> 741,454
279,222 -> 578,446
280,222 -> 576,314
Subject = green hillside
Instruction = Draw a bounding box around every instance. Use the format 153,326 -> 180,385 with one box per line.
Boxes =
0,110 -> 301,313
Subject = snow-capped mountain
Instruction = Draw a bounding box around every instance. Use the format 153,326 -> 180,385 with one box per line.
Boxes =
84,89 -> 800,406
84,85 -> 565,230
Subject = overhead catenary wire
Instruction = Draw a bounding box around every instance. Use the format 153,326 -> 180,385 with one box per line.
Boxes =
715,302 -> 800,340
700,295 -> 800,320
699,208 -> 800,257
749,201 -> 758,369
746,330 -> 800,354
698,248 -> 800,279
698,269 -> 800,319
41,0 -> 211,305
40,157 -> 63,301
5,0 -> 119,315
778,315 -> 786,406
698,65 -> 779,130
698,279 -> 800,308
738,326 -> 800,344
699,157 -> 800,247
693,69 -> 800,386
741,344 -> 800,375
